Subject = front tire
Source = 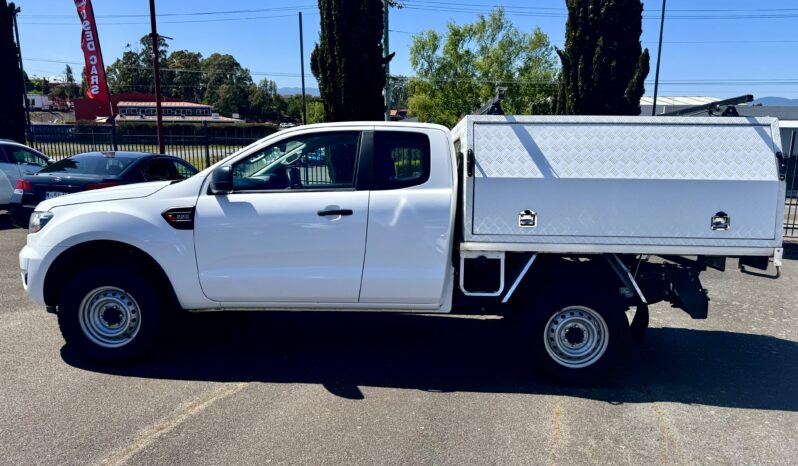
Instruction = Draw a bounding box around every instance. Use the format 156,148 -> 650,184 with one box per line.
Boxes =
531,294 -> 630,383
57,265 -> 163,362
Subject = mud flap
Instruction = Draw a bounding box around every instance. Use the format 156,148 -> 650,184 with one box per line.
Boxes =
669,268 -> 709,319
630,304 -> 649,344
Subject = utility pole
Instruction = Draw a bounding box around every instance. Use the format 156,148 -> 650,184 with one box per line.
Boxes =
299,12 -> 307,125
149,0 -> 165,153
11,5 -> 32,143
651,0 -> 666,116
383,0 -> 391,122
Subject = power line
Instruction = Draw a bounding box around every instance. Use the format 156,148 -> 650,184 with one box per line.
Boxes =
24,57 -> 304,78
389,29 -> 798,45
404,0 -> 798,15
19,12 -> 318,26
399,1 -> 798,20
23,5 -> 318,19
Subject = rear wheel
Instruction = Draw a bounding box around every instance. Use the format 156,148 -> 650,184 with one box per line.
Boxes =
57,265 -> 163,362
530,294 -> 630,383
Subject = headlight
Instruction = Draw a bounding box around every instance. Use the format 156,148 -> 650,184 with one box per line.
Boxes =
29,211 -> 54,234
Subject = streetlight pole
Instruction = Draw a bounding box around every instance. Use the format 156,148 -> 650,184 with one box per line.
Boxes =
383,1 -> 391,121
299,12 -> 307,125
651,0 -> 666,116
149,0 -> 165,153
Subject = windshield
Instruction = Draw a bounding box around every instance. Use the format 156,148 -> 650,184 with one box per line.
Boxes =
41,154 -> 137,176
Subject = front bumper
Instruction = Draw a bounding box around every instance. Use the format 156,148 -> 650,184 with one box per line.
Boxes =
19,242 -> 64,307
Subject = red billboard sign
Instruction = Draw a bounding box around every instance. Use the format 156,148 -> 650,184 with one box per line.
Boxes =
74,0 -> 110,102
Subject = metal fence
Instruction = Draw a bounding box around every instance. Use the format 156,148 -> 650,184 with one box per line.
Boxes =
27,123 -> 274,170
785,156 -> 797,238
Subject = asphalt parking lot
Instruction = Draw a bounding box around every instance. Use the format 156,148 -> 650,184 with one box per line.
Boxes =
0,212 -> 796,465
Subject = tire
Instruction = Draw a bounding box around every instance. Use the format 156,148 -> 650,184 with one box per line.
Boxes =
528,293 -> 630,384
57,265 -> 163,362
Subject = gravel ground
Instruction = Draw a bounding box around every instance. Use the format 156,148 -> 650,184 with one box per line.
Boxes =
1,212 -> 796,465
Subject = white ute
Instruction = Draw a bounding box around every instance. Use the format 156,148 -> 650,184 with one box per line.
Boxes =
19,116 -> 788,382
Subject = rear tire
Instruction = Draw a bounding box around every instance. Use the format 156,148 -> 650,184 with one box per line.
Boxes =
528,293 -> 630,384
57,265 -> 163,362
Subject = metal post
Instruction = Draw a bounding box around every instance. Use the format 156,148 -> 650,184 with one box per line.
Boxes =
11,6 -> 33,144
651,0 -> 666,116
203,121 -> 210,168
149,0 -> 165,153
299,12 -> 307,125
109,114 -> 117,151
383,1 -> 391,121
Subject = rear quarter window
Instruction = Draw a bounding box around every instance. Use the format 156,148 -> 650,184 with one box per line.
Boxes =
372,131 -> 431,190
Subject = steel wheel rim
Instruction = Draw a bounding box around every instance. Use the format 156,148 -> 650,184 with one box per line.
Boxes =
543,305 -> 609,369
78,286 -> 141,348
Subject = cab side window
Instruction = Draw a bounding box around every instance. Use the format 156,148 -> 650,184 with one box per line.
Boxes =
372,131 -> 431,190
231,132 -> 360,191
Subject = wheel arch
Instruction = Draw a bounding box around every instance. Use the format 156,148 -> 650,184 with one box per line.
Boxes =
43,240 -> 180,311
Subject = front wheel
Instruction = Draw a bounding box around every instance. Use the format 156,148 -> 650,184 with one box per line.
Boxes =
57,265 -> 163,362
530,295 -> 630,383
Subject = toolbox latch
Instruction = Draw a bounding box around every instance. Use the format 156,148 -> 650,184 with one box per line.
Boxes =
519,210 -> 537,228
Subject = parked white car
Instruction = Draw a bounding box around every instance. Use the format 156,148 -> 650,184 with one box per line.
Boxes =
0,140 -> 50,209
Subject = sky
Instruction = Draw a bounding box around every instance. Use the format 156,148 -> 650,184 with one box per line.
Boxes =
13,0 -> 798,100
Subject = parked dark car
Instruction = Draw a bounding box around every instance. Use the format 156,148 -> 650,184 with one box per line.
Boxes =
10,151 -> 197,227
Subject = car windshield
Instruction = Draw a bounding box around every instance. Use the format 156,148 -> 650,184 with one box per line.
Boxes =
40,153 -> 138,176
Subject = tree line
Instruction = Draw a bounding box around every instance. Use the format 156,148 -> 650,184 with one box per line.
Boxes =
102,35 -> 323,123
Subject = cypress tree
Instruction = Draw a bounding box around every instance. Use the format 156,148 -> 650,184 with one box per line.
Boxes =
0,1 -> 26,143
555,0 -> 650,115
311,0 -> 388,122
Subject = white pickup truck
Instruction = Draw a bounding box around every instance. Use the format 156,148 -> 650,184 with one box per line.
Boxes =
19,116 -> 787,382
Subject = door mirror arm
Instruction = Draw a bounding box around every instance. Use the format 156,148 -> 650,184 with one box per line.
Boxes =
209,165 -> 234,194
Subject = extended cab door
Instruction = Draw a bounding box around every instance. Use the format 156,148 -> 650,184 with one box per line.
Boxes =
358,128 -> 455,306
194,130 -> 370,303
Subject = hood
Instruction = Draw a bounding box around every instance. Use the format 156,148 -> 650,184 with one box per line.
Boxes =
36,181 -> 172,211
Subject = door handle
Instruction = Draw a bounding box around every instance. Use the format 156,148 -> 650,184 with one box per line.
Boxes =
317,208 -> 353,217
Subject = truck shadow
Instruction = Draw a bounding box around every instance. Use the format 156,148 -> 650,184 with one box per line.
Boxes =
61,311 -> 798,411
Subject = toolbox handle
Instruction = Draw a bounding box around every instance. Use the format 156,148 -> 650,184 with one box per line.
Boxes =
467,149 -> 474,177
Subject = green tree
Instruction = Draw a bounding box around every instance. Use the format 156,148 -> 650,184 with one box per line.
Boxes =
311,0 -> 388,121
283,94 -> 306,121
0,0 -> 25,142
64,64 -> 79,99
106,45 -> 148,94
164,50 -> 203,102
555,0 -> 650,115
202,53 -> 253,116
29,76 -> 50,95
389,76 -> 409,109
106,35 -> 168,94
248,79 -> 285,121
306,100 -> 326,124
79,66 -> 87,97
408,8 -> 558,127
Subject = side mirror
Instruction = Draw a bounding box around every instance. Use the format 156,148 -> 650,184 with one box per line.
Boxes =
209,165 -> 234,194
